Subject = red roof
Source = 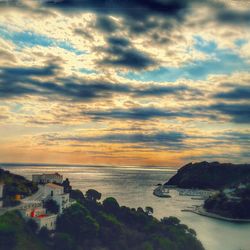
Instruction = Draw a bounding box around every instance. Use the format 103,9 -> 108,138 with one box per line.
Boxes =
37,214 -> 48,218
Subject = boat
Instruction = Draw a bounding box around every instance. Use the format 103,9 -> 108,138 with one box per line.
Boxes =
153,185 -> 171,198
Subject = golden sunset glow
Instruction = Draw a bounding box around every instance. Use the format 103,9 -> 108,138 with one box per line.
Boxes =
0,0 -> 250,166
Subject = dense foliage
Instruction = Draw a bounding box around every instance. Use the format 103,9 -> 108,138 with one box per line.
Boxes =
0,188 -> 204,250
204,185 -> 250,219
166,161 -> 250,189
0,166 -> 204,250
0,168 -> 38,206
0,211 -> 48,250
53,189 -> 204,250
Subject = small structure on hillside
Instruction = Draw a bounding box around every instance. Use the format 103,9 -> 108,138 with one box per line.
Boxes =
32,173 -> 63,184
43,183 -> 72,214
0,183 -> 4,207
21,207 -> 57,230
20,172 -> 74,230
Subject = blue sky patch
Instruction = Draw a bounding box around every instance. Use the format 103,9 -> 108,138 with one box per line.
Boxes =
121,37 -> 250,82
234,38 -> 248,48
79,68 -> 97,74
0,26 -> 84,55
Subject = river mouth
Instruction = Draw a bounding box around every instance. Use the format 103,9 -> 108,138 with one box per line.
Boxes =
2,164 -> 250,250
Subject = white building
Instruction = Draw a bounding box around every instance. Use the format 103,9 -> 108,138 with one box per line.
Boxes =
0,183 -> 3,208
21,207 -> 57,230
34,213 -> 58,230
32,173 -> 63,184
43,183 -> 71,213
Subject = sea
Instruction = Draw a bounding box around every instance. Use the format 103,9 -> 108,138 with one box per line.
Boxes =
2,164 -> 250,250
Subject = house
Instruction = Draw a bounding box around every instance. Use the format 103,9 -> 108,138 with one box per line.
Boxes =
19,172 -> 75,230
43,183 -> 72,213
0,183 -> 3,208
32,173 -> 63,184
21,207 -> 57,230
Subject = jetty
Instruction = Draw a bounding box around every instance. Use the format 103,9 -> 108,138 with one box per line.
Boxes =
182,206 -> 250,223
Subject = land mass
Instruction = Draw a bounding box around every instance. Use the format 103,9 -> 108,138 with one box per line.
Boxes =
165,161 -> 250,220
0,168 -> 38,207
0,169 -> 204,250
203,184 -> 250,219
165,161 -> 250,189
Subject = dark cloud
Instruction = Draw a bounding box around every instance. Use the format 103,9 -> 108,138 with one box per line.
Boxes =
101,35 -> 155,69
210,102 -> 250,123
214,86 -> 250,100
0,64 -> 59,98
216,8 -> 250,25
44,0 -> 198,39
45,0 -> 190,20
0,64 -> 197,101
85,107 -> 198,120
107,37 -> 130,47
223,131 -> 250,145
0,64 -> 129,99
43,130 -> 188,149
2,64 -> 58,77
101,48 -> 155,69
96,16 -> 118,33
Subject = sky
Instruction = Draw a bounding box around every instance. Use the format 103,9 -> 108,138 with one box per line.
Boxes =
0,0 -> 250,167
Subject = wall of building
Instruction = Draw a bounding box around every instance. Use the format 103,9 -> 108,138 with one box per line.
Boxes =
44,184 -> 64,197
0,184 -> 4,208
53,193 -> 70,213
34,214 -> 58,230
32,174 -> 63,184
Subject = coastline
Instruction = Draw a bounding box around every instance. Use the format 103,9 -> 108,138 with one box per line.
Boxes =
182,206 -> 250,223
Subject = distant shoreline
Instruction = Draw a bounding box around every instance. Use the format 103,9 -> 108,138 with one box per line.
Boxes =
0,163 -> 177,171
182,206 -> 250,223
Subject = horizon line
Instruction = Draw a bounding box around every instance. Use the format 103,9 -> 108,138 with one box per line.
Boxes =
0,162 -> 177,169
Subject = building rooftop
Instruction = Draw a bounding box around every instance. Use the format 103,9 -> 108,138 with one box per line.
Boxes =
45,183 -> 63,189
33,172 -> 62,177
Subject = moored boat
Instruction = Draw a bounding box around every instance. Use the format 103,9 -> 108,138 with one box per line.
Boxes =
153,185 -> 171,198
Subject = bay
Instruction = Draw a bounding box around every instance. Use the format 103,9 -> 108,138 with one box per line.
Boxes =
3,165 -> 250,250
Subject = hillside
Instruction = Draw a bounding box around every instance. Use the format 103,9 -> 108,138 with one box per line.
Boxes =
204,184 -> 250,219
0,211 -> 49,250
0,168 -> 38,206
165,161 -> 250,189
0,179 -> 205,250
0,195 -> 204,250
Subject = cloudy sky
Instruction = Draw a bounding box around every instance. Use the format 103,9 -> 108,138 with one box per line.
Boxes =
0,0 -> 250,167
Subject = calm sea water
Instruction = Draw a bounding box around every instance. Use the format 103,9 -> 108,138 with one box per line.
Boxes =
3,165 -> 250,250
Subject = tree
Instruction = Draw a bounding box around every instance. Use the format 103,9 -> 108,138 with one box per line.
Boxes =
86,189 -> 102,202
0,225 -> 16,250
39,227 -> 50,241
26,219 -> 38,233
56,203 -> 99,243
44,199 -> 59,214
137,207 -> 144,213
62,178 -> 72,194
161,216 -> 180,226
145,206 -> 154,215
70,189 -> 85,203
54,233 -> 75,250
103,197 -> 120,213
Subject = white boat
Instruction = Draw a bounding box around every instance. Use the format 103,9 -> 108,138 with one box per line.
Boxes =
153,185 -> 171,198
